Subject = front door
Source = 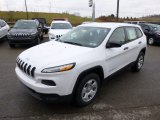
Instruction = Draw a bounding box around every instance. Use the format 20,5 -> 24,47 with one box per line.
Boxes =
105,27 -> 128,75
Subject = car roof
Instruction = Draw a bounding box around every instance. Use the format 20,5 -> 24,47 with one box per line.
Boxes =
80,22 -> 140,29
51,20 -> 70,24
18,20 -> 37,22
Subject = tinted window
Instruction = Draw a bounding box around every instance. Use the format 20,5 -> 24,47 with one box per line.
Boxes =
58,26 -> 110,48
126,27 -> 137,41
148,24 -> 160,31
109,28 -> 125,45
51,23 -> 72,29
140,25 -> 150,31
0,20 -> 6,27
13,21 -> 37,29
136,28 -> 143,38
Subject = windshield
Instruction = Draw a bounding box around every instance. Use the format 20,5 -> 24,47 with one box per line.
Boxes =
57,26 -> 110,48
149,24 -> 160,31
13,21 -> 37,29
51,23 -> 72,29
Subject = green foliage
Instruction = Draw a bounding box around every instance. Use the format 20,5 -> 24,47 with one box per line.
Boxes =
0,11 -> 91,26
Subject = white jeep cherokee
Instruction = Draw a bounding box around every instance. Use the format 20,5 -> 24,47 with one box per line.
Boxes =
49,20 -> 72,41
16,23 -> 147,106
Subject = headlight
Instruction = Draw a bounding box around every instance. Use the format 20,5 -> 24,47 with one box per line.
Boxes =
31,32 -> 37,36
41,63 -> 76,73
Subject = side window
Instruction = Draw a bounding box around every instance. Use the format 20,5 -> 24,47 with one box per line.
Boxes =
109,28 -> 126,45
136,28 -> 143,38
1,21 -> 6,27
142,25 -> 150,31
126,27 -> 137,42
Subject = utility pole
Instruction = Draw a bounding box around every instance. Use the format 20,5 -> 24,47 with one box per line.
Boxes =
25,0 -> 29,19
116,0 -> 120,22
89,0 -> 95,22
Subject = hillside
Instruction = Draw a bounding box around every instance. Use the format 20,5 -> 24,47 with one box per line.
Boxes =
0,11 -> 91,26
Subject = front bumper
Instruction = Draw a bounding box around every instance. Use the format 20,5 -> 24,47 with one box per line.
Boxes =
8,37 -> 36,44
22,82 -> 72,102
15,67 -> 77,96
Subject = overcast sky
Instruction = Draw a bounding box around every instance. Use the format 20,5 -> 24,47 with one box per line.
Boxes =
0,0 -> 160,18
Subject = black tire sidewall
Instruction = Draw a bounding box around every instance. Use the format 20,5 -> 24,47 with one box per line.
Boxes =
75,73 -> 100,106
9,44 -> 15,48
35,37 -> 40,45
132,52 -> 144,72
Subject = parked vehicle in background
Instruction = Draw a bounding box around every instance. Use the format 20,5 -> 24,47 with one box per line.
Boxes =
125,21 -> 145,24
49,19 -> 72,41
149,22 -> 160,25
7,20 -> 43,48
16,23 -> 147,106
0,19 -> 10,40
139,23 -> 160,45
32,18 -> 49,34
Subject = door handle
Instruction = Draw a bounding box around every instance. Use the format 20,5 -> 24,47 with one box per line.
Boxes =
138,41 -> 142,44
124,47 -> 129,50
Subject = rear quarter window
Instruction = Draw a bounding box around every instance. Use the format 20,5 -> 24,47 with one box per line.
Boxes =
126,27 -> 137,41
136,28 -> 143,38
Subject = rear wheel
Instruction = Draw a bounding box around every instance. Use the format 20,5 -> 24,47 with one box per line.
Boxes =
75,73 -> 100,106
148,37 -> 154,45
132,52 -> 145,72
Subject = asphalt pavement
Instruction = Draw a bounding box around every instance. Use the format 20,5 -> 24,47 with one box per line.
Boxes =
0,37 -> 160,120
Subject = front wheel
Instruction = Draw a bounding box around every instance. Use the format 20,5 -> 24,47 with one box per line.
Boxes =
9,44 -> 15,48
35,37 -> 40,45
75,73 -> 100,106
132,52 -> 145,72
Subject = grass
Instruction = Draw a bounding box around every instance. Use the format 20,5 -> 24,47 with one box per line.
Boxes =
0,11 -> 91,26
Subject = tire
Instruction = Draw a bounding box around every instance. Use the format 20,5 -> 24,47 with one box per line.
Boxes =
35,37 -> 40,45
41,35 -> 44,40
131,52 -> 145,72
148,37 -> 154,45
9,44 -> 15,48
75,73 -> 100,107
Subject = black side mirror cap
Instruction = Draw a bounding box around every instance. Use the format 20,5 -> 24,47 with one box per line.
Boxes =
106,43 -> 122,48
145,28 -> 150,31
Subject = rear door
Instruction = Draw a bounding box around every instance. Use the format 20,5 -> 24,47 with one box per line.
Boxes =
124,27 -> 142,63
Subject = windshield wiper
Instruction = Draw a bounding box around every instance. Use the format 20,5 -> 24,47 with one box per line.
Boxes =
62,41 -> 83,46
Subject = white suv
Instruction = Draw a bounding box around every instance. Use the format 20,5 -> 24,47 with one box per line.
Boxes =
0,19 -> 10,40
49,20 -> 72,40
15,23 -> 147,106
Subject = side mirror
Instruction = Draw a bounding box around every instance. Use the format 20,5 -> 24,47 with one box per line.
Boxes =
38,26 -> 42,30
106,43 -> 122,48
145,28 -> 150,32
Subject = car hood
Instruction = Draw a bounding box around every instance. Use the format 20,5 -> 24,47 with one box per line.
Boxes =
9,28 -> 37,35
18,41 -> 93,69
49,29 -> 71,35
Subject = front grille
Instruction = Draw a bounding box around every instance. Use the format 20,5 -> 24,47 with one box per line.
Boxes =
12,33 -> 32,39
56,35 -> 62,39
16,58 -> 36,78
